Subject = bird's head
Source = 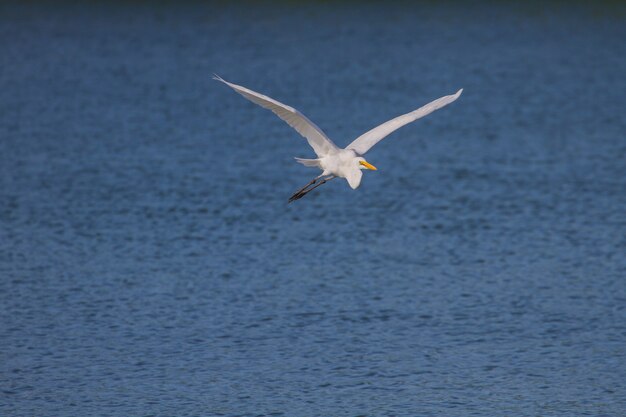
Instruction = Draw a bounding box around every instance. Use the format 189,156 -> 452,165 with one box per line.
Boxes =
357,157 -> 377,171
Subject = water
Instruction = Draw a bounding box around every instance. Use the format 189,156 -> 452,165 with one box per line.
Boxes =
1,2 -> 625,416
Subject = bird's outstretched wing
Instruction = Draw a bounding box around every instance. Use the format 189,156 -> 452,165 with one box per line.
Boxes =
214,75 -> 339,157
346,89 -> 463,155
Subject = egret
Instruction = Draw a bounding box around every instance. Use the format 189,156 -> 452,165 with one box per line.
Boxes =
214,75 -> 462,202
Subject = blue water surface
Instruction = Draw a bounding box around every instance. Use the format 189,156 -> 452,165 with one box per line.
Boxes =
1,2 -> 625,416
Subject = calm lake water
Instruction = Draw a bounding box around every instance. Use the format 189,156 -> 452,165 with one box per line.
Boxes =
1,2 -> 625,416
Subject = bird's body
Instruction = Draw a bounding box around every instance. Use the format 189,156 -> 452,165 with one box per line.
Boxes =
296,149 -> 369,189
214,75 -> 462,201
318,149 -> 361,182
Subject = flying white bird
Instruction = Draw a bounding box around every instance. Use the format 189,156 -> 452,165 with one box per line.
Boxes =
214,75 -> 462,202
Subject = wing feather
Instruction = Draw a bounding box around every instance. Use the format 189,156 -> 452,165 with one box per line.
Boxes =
214,75 -> 338,157
347,89 -> 463,155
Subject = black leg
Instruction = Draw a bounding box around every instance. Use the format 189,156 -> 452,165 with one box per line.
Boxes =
288,176 -> 335,203
288,176 -> 321,203
291,176 -> 320,196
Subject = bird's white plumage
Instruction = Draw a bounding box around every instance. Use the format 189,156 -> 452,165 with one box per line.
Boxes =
344,158 -> 363,189
215,75 -> 462,196
213,75 -> 338,157
346,89 -> 463,155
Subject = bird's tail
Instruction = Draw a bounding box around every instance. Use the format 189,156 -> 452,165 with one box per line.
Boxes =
294,157 -> 320,168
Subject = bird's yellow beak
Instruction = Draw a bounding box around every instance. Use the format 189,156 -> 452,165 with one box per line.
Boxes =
359,160 -> 377,171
